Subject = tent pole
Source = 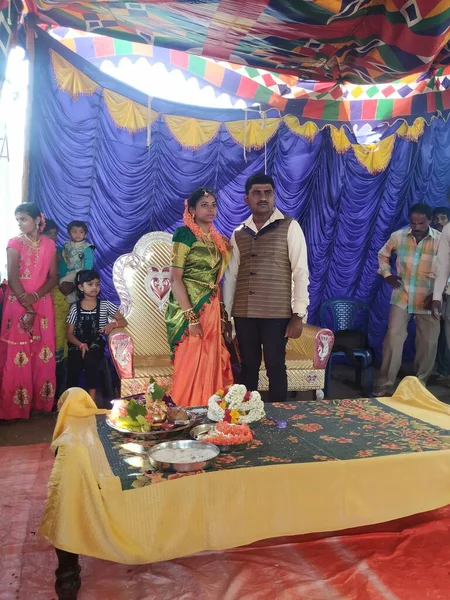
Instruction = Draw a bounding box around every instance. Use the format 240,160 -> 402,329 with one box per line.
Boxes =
22,14 -> 36,203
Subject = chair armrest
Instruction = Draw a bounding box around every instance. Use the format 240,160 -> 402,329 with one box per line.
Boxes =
312,327 -> 334,369
286,325 -> 334,368
108,329 -> 134,379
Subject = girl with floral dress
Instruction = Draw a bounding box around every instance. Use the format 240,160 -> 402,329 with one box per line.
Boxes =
0,203 -> 58,419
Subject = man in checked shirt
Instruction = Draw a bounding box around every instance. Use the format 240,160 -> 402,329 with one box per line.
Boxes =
374,203 -> 440,397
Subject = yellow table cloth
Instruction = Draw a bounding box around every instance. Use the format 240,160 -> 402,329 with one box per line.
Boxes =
40,377 -> 450,564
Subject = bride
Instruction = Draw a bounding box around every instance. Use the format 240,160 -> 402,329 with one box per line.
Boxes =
165,188 -> 233,406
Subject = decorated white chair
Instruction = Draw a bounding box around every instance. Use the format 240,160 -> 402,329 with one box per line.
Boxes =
109,232 -> 334,399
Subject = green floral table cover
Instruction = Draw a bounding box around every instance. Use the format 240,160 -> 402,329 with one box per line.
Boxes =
97,399 -> 450,491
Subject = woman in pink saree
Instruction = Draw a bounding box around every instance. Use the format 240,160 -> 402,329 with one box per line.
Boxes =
0,203 -> 58,419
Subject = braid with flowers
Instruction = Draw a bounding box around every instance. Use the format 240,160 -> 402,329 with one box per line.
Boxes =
39,213 -> 46,233
183,189 -> 227,256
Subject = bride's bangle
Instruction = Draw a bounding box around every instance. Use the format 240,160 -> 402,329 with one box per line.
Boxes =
183,308 -> 200,325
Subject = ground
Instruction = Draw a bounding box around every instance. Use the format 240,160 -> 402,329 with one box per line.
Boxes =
1,363 -> 449,447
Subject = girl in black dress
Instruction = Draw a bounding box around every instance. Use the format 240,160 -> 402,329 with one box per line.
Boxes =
66,270 -> 126,402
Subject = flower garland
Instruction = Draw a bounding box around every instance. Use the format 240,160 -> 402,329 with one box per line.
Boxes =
183,197 -> 228,257
202,422 -> 253,445
39,213 -> 46,233
208,384 -> 265,424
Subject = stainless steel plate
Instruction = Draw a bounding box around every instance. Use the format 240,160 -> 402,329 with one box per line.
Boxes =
105,415 -> 196,439
190,424 -> 251,453
148,439 -> 220,472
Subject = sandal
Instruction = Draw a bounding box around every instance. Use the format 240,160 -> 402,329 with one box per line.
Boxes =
373,386 -> 393,398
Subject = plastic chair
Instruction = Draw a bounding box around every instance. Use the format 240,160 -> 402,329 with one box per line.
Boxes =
320,297 -> 373,398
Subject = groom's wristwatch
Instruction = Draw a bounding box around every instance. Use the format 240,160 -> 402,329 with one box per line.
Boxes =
295,312 -> 306,320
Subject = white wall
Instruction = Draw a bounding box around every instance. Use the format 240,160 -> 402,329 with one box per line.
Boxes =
0,47 -> 28,278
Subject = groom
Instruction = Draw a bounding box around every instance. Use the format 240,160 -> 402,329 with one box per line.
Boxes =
223,173 -> 310,402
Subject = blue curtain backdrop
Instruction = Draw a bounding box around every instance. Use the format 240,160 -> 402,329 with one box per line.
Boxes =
28,33 -> 450,361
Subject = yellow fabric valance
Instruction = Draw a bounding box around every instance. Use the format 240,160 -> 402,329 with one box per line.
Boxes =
329,126 -> 351,152
49,48 -> 431,173
226,117 -> 280,150
396,117 -> 426,141
352,136 -> 397,174
50,50 -> 99,98
283,116 -> 320,141
103,90 -> 157,133
330,125 -> 398,174
164,115 -> 221,149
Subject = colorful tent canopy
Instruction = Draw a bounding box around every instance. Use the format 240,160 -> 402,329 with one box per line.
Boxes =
49,26 -> 450,105
51,27 -> 450,108
46,25 -> 450,135
48,26 -> 287,108
30,28 -> 440,172
31,0 -> 450,84
0,0 -> 21,93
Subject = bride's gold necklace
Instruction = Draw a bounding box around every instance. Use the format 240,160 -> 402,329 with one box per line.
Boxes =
201,230 -> 218,268
22,234 -> 41,249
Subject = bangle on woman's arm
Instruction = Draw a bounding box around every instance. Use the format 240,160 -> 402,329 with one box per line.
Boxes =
183,307 -> 200,326
220,303 -> 229,322
32,292 -> 39,302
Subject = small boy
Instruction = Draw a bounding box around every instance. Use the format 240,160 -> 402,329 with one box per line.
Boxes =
60,220 -> 95,304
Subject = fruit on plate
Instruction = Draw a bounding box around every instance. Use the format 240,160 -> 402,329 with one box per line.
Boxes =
109,397 -> 168,432
167,407 -> 190,424
108,378 -> 176,433
202,422 -> 253,445
149,400 -> 168,427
